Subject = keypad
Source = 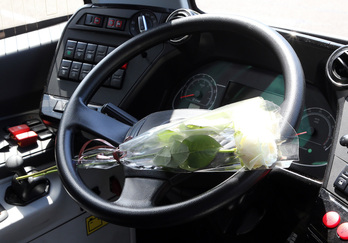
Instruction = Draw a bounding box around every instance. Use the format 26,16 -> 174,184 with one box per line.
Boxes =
59,40 -> 126,89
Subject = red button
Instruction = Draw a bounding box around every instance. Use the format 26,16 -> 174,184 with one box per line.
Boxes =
8,124 -> 30,136
338,222 -> 348,240
323,211 -> 340,228
93,17 -> 101,25
15,131 -> 38,147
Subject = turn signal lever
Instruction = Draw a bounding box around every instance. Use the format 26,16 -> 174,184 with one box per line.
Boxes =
5,155 -> 50,206
101,103 -> 138,126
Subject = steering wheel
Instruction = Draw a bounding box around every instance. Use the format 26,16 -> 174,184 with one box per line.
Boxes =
56,14 -> 305,228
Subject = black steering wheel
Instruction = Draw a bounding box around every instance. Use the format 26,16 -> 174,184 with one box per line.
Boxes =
56,14 -> 305,228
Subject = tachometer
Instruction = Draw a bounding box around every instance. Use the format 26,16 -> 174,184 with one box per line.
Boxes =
297,107 -> 335,165
172,73 -> 218,109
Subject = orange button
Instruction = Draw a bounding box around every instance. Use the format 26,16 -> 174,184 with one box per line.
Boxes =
337,222 -> 348,240
323,211 -> 340,228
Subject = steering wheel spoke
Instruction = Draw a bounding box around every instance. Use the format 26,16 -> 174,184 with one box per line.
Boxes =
65,98 -> 130,145
115,177 -> 169,208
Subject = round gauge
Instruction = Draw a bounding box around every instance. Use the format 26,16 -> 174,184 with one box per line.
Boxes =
130,10 -> 158,36
172,73 -> 218,109
297,107 -> 335,166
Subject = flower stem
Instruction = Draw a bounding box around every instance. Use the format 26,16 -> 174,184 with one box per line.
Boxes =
218,148 -> 237,153
16,166 -> 58,181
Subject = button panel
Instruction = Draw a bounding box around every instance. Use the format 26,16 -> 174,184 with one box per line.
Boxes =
59,40 -> 126,89
334,166 -> 348,195
84,14 -> 126,31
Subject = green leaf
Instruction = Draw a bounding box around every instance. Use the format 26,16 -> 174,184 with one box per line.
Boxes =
153,147 -> 171,166
158,130 -> 176,142
157,130 -> 184,144
181,135 -> 221,170
170,140 -> 189,166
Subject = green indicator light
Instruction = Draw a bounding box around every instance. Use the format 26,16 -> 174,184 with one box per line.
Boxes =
308,148 -> 312,153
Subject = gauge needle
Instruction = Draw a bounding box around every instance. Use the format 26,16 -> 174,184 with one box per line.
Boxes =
296,131 -> 308,136
180,94 -> 195,99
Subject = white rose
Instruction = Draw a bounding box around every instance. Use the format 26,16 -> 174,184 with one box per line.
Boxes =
235,132 -> 278,170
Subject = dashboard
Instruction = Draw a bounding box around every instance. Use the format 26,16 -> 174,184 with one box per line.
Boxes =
2,1 -> 348,242
39,4 -> 337,182
164,61 -> 336,179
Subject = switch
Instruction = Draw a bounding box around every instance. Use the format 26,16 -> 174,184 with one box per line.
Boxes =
74,42 -> 87,61
84,43 -> 97,63
31,124 -> 47,133
106,17 -> 126,30
14,131 -> 38,147
322,211 -> 341,228
37,130 -> 53,140
8,124 -> 30,137
79,63 -> 93,81
63,40 -> 77,59
58,59 -> 72,79
110,69 -> 125,89
85,14 -> 104,27
107,46 -> 116,55
94,45 -> 108,63
53,100 -> 68,112
26,119 -> 40,126
69,61 -> 82,81
334,176 -> 348,191
337,223 -> 348,240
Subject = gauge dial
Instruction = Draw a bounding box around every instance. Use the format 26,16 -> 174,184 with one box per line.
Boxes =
172,74 -> 218,109
297,107 -> 335,165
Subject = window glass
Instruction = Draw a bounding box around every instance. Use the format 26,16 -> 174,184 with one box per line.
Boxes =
195,0 -> 348,40
0,0 -> 84,35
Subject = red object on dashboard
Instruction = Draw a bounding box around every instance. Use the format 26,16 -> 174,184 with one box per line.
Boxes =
337,222 -> 348,240
8,124 -> 30,136
14,131 -> 38,147
322,211 -> 340,228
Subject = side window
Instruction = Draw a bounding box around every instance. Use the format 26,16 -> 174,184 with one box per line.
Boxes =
0,0 -> 84,55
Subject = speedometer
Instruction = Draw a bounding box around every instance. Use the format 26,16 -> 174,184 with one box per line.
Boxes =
297,107 -> 335,166
172,73 -> 218,109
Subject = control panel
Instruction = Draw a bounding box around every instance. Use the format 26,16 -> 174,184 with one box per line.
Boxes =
59,39 -> 126,89
305,98 -> 348,242
41,5 -> 171,129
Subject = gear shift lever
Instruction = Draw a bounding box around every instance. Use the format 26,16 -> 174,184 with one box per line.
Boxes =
5,155 -> 50,206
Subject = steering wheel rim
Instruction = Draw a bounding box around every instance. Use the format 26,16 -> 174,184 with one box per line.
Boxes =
56,14 -> 305,228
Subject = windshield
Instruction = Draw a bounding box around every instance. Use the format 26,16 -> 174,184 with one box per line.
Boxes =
195,0 -> 348,40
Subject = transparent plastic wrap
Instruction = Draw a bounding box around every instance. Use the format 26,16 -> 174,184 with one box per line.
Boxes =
16,97 -> 299,181
118,97 -> 299,172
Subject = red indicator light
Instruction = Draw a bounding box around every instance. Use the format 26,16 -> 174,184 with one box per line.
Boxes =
121,63 -> 128,69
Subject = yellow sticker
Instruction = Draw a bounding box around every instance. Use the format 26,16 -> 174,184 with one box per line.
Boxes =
86,215 -> 108,235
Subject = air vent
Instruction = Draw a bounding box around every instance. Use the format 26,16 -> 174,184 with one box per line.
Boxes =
326,45 -> 348,87
166,9 -> 199,44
